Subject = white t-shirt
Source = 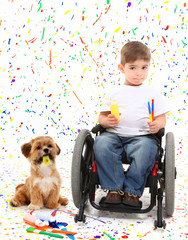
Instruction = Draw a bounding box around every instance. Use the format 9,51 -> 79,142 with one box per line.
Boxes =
101,84 -> 168,137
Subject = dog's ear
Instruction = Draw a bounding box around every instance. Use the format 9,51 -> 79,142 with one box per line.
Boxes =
56,143 -> 61,155
21,142 -> 32,158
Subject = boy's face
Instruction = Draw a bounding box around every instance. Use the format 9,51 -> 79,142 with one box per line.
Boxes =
118,59 -> 150,86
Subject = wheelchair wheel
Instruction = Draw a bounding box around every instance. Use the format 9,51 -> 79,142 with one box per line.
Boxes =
71,129 -> 94,209
164,132 -> 175,216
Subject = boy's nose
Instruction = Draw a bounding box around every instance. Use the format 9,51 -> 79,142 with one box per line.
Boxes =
136,70 -> 142,76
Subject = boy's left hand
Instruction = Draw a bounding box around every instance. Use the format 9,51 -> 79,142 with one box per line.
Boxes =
148,121 -> 161,134
148,114 -> 166,134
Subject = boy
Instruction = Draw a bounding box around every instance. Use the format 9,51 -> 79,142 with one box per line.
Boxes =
93,41 -> 167,207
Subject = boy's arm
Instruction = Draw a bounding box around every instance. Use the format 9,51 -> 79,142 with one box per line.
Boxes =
99,111 -> 119,128
148,113 -> 166,134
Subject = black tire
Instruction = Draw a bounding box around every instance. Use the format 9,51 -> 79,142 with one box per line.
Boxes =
71,129 -> 94,208
165,132 -> 175,216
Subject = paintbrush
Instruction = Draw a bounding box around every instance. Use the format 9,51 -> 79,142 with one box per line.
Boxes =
26,227 -> 64,238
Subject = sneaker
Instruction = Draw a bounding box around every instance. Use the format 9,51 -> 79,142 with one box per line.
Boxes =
103,190 -> 124,204
123,192 -> 140,207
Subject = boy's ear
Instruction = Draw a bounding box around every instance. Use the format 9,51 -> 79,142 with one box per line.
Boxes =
118,64 -> 125,73
21,142 -> 32,158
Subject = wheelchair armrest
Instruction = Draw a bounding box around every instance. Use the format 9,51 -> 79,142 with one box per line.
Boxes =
92,124 -> 106,135
154,128 -> 165,140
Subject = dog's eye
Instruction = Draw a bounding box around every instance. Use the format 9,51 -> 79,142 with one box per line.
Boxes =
36,146 -> 41,150
48,144 -> 52,148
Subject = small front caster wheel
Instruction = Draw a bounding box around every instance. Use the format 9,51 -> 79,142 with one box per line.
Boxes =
154,220 -> 166,229
162,220 -> 166,229
74,214 -> 86,223
74,214 -> 79,223
83,214 -> 86,223
154,220 -> 158,229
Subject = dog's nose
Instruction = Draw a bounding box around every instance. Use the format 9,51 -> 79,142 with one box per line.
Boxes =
43,148 -> 49,154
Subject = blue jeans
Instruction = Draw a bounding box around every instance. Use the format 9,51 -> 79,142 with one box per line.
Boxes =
93,132 -> 158,197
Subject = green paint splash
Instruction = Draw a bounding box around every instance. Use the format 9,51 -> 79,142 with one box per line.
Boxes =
37,2 -> 42,12
41,27 -> 45,41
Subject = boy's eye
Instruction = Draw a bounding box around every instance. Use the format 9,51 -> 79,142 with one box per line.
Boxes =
130,67 -> 136,70
142,66 -> 147,70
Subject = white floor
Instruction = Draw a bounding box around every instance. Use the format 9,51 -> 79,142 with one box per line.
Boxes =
0,130 -> 187,240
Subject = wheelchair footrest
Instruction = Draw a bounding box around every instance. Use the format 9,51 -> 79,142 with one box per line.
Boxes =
99,197 -> 142,210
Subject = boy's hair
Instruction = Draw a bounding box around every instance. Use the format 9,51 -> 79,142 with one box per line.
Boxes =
120,41 -> 151,65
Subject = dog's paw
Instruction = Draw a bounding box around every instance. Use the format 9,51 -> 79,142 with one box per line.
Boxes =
28,204 -> 41,210
59,197 -> 69,206
46,203 -> 61,209
10,199 -> 19,207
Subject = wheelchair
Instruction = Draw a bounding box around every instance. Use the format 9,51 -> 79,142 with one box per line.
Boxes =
71,124 -> 176,229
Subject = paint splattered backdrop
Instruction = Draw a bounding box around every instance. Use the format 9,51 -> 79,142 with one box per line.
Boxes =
0,0 -> 187,155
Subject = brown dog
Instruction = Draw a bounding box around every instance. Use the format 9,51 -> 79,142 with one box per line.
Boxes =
10,136 -> 68,210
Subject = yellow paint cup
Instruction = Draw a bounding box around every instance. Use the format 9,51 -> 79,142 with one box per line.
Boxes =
110,100 -> 120,122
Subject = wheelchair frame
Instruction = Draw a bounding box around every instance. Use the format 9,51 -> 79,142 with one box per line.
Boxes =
71,125 -> 176,229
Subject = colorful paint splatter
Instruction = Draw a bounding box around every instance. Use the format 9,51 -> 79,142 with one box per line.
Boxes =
0,0 -> 187,239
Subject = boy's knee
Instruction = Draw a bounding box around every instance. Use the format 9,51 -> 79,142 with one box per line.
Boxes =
94,133 -> 114,152
94,135 -> 106,152
138,136 -> 157,148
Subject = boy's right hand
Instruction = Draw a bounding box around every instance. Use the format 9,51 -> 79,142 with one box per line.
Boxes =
101,114 -> 118,128
105,114 -> 120,128
99,111 -> 120,128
